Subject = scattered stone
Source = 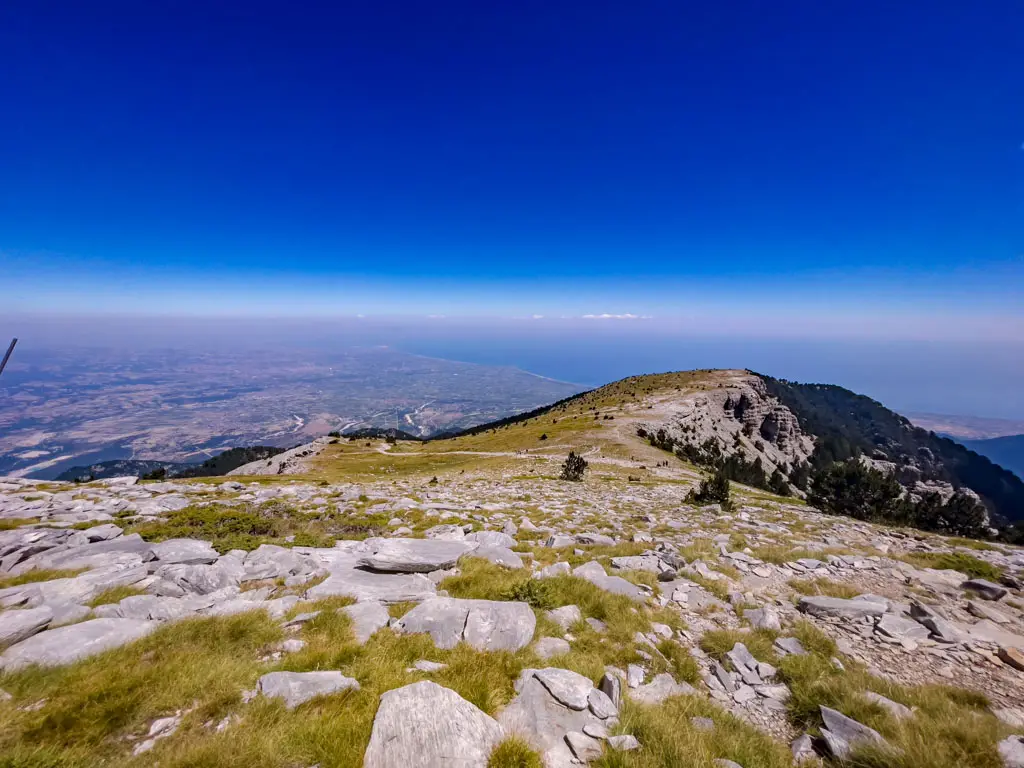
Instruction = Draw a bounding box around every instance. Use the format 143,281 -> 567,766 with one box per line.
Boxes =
565,730 -> 604,761
863,690 -> 913,719
342,601 -> 390,644
819,705 -> 889,759
608,734 -> 640,751
257,671 -> 360,709
546,604 -> 582,631
535,637 -> 571,659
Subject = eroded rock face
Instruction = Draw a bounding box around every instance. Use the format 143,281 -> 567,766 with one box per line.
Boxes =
364,681 -> 502,768
637,376 -> 814,482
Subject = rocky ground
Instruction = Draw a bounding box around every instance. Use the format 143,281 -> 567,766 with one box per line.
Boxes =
2,463 -> 1023,768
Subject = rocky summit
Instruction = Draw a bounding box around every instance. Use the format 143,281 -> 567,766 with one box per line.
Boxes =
1,370 -> 1023,767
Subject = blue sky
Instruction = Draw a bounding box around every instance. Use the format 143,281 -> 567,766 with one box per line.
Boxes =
1,1 -> 1022,338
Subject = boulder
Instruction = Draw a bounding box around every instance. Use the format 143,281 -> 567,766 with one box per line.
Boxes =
743,606 -> 782,631
257,670 -> 360,709
0,618 -> 155,670
364,681 -> 502,768
575,533 -> 616,547
154,558 -> 244,595
396,597 -> 535,651
499,670 -> 607,767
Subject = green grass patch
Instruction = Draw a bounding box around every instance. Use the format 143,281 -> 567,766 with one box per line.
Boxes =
0,568 -> 88,589
787,576 -> 861,599
489,737 -> 543,768
87,585 -> 147,607
903,552 -> 1003,581
0,518 -> 36,531
595,696 -> 793,768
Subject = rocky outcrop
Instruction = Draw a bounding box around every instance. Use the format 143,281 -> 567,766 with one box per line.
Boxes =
638,374 -> 814,481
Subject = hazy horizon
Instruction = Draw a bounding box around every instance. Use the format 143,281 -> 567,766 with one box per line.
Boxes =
3,314 -> 1023,421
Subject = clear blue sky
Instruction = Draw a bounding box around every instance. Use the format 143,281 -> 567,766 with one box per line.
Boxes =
1,1 -> 1022,335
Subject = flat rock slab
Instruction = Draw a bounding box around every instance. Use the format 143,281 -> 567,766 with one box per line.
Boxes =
257,670 -> 360,708
962,579 -> 1007,601
876,613 -> 930,642
343,601 -> 390,644
396,597 -> 535,651
797,596 -> 887,620
0,605 -> 53,648
0,618 -> 155,671
573,562 -> 648,602
146,538 -> 219,565
358,538 -> 477,573
534,667 -> 594,710
307,569 -> 436,604
364,680 -> 502,768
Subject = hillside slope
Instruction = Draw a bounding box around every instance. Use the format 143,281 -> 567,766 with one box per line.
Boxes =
960,434 -> 1024,482
299,368 -> 1024,525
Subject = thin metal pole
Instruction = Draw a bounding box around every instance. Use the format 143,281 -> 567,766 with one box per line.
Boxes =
0,338 -> 17,378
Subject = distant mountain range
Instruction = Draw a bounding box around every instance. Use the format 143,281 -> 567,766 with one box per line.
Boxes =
957,435 -> 1024,482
